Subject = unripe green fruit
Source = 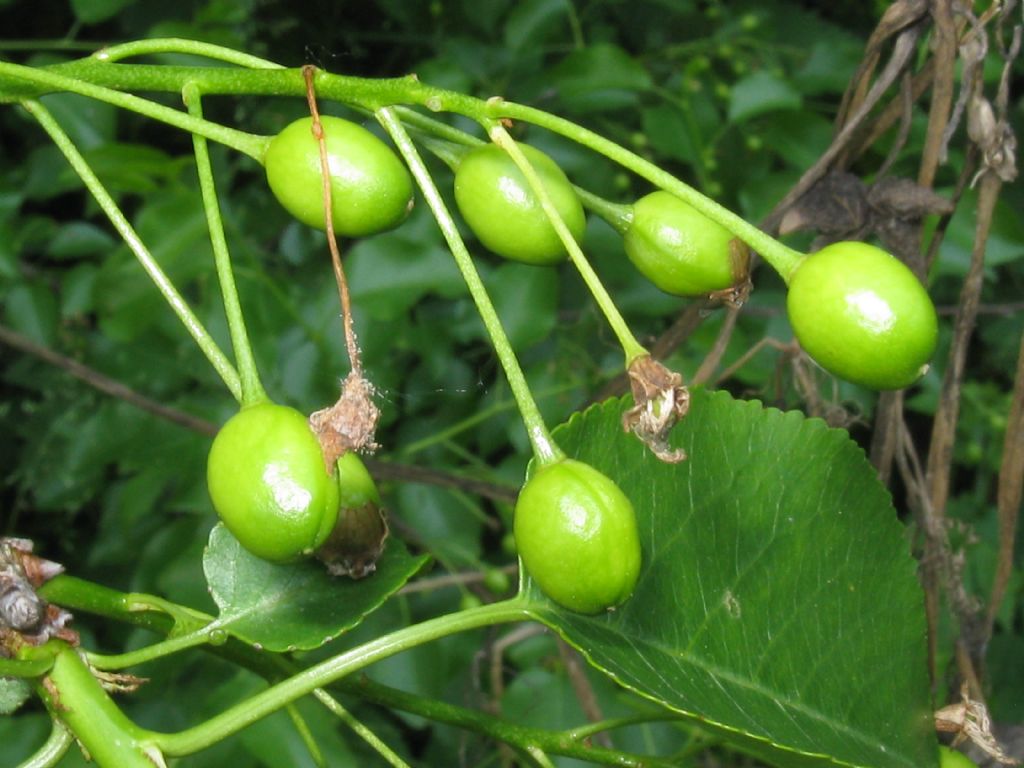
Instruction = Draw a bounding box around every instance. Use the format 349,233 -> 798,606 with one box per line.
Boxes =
938,746 -> 979,768
335,451 -> 381,509
264,116 -> 413,237
207,403 -> 339,563
454,143 -> 586,265
514,459 -> 641,614
623,191 -> 738,296
786,241 -> 938,390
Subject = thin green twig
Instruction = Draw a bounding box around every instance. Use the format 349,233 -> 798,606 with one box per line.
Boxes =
487,124 -> 648,366
184,83 -> 268,407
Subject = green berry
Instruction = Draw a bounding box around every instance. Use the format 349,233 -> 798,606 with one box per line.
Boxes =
623,190 -> 739,296
454,143 -> 586,265
514,459 -> 641,614
786,241 -> 938,390
264,116 -> 413,237
207,403 -> 339,563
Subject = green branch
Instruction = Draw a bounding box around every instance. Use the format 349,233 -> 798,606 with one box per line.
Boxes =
26,642 -> 159,768
150,599 -> 532,756
37,574 -> 677,766
0,61 -> 270,160
17,720 -> 73,768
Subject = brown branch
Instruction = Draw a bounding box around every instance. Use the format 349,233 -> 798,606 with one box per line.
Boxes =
0,323 -> 218,437
691,305 -> 740,386
985,330 -> 1024,638
557,639 -> 613,749
763,16 -> 922,233
918,0 -> 958,189
0,323 -> 517,504
836,0 -> 929,129
921,169 -> 1002,684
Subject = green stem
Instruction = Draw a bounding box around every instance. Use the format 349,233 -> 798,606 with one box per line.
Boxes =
375,107 -> 565,467
566,712 -> 685,741
312,690 -> 411,768
18,720 -> 73,768
22,99 -> 243,401
284,703 -> 326,768
415,134 -> 471,172
487,124 -> 648,366
574,186 -> 634,236
26,642 -> 159,768
487,100 -> 807,283
184,83 -> 268,407
94,38 -> 283,69
86,624 -> 216,671
150,598 -> 532,756
0,61 -> 270,160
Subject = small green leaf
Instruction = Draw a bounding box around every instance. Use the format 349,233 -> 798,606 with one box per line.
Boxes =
70,0 -> 135,24
3,282 -> 59,347
491,262 -> 557,349
551,44 -> 652,112
728,71 -> 802,123
504,0 -> 569,51
47,222 -> 116,260
0,677 -> 32,716
204,524 -> 429,652
523,391 -> 935,768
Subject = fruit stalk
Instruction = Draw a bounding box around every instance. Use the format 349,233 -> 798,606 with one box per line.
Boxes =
21,98 -> 243,401
376,107 -> 565,467
184,83 -> 268,407
487,125 -> 649,366
487,100 -> 806,283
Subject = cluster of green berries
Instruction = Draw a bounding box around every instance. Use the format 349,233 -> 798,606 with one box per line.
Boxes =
207,113 -> 939,614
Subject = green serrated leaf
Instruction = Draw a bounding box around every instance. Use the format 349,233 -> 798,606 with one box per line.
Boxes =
203,524 -> 429,652
522,390 -> 934,768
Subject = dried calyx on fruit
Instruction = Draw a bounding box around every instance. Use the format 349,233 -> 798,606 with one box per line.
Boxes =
316,452 -> 388,579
